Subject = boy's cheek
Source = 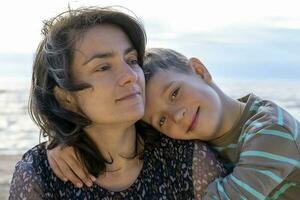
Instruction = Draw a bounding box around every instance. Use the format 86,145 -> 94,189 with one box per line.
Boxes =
159,126 -> 176,139
164,127 -> 187,140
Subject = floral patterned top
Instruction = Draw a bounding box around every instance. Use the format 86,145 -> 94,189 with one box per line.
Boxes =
9,136 -> 226,199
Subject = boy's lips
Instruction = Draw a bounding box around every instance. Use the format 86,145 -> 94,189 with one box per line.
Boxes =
186,106 -> 200,133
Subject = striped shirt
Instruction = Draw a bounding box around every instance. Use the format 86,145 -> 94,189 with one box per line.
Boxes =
204,94 -> 300,200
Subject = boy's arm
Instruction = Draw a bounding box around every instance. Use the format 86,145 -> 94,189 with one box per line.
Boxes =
47,145 -> 95,187
192,141 -> 227,199
203,124 -> 300,199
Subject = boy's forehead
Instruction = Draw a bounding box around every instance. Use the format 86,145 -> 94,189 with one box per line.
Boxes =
148,69 -> 179,83
143,70 -> 173,122
146,69 -> 192,92
144,70 -> 184,120
146,70 -> 174,92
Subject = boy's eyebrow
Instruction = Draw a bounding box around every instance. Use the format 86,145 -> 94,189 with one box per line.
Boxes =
148,81 -> 175,127
82,46 -> 136,66
162,81 -> 175,97
125,47 -> 137,55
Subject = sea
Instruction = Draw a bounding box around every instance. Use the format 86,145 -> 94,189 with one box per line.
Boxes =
0,57 -> 299,155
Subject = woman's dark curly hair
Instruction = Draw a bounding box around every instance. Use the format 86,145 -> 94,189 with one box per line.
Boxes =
29,6 -> 148,177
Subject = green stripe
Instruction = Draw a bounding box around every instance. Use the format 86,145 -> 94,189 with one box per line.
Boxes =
244,134 -> 252,142
246,168 -> 283,183
244,129 -> 294,142
213,146 -> 225,152
247,121 -> 264,128
241,150 -> 300,168
277,106 -> 283,125
250,104 -> 260,112
239,121 -> 264,142
255,170 -> 283,183
230,175 -> 265,200
294,118 -> 298,140
238,133 -> 247,143
213,143 -> 237,152
211,195 -> 219,200
259,129 -> 293,140
269,182 -> 296,200
217,180 -> 231,200
223,177 -> 228,184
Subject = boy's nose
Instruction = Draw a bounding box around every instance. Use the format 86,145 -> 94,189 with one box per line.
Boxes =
170,107 -> 186,123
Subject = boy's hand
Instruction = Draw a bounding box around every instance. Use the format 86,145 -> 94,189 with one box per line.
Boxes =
47,145 -> 96,188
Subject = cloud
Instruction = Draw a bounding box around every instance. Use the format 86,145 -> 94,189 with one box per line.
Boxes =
147,22 -> 300,79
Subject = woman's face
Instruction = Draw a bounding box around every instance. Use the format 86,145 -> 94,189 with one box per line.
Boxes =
69,24 -> 145,127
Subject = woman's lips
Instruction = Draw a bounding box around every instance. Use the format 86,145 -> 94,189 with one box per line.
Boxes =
116,92 -> 141,102
186,106 -> 200,133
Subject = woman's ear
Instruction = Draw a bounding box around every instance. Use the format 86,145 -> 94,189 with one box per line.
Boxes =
53,86 -> 77,112
187,57 -> 212,83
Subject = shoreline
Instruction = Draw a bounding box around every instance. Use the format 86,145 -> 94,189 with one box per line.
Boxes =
0,154 -> 22,200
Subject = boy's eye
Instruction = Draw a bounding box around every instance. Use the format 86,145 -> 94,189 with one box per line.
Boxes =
170,87 -> 180,101
95,65 -> 111,72
127,58 -> 139,66
159,116 -> 166,127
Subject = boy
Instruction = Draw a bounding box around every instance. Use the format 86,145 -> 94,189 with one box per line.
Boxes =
49,48 -> 300,199
142,48 -> 300,199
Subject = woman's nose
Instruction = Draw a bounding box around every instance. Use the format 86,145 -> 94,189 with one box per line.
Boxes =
118,62 -> 138,86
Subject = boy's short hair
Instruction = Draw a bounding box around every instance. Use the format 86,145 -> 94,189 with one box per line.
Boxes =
143,48 -> 191,83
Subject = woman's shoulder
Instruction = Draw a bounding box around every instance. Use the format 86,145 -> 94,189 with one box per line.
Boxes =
22,142 -> 47,160
9,143 -> 50,199
17,143 -> 49,174
139,135 -> 196,197
138,121 -> 195,161
145,134 -> 195,162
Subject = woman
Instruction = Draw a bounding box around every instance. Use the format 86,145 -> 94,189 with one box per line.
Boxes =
9,6 -> 225,199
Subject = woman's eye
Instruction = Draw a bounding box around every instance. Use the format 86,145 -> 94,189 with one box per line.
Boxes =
170,87 -> 180,101
95,65 -> 110,72
159,116 -> 166,127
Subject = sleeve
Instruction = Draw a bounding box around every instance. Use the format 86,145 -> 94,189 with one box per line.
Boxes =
192,141 -> 227,199
203,124 -> 300,200
9,160 -> 44,200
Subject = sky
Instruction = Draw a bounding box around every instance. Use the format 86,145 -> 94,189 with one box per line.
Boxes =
0,0 -> 300,79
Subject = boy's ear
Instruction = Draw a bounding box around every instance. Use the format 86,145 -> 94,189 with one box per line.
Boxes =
53,86 -> 77,112
187,57 -> 212,83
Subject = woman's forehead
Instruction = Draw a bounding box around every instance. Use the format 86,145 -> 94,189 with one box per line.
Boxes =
72,25 -> 133,65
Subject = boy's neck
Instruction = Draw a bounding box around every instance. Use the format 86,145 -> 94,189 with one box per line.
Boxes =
221,98 -> 245,136
211,85 -> 246,140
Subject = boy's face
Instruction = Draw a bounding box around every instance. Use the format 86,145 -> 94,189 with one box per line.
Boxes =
142,65 -> 223,141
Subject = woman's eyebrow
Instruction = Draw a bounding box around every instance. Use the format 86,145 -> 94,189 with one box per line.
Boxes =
82,46 -> 136,66
82,52 -> 114,66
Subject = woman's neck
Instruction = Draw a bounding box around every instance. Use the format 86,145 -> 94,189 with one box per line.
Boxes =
84,123 -> 138,171
85,123 -> 144,191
